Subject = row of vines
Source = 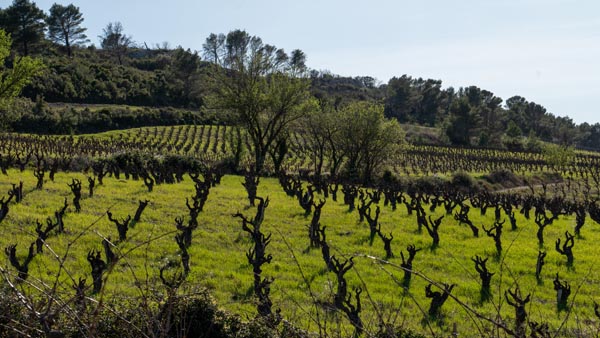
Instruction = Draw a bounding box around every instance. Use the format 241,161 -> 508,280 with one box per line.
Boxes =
0,126 -> 599,181
1,126 -> 600,337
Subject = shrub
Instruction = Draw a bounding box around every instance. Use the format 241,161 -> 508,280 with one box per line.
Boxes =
412,175 -> 446,194
450,170 -> 476,192
483,169 -> 520,187
0,285 -> 290,338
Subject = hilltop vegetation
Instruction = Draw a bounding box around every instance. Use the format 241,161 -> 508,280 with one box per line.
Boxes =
1,0 -> 599,151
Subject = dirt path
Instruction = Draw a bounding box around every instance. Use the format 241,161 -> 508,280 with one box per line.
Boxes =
494,182 -> 561,194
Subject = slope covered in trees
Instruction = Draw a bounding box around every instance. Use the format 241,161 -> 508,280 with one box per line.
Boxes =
0,0 -> 598,151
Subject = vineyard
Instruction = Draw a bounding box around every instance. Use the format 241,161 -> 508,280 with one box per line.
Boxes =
1,125 -> 600,337
2,125 -> 600,179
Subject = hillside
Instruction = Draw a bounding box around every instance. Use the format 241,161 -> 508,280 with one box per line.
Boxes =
0,26 -> 597,150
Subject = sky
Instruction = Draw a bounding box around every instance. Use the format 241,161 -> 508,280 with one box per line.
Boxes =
15,0 -> 600,124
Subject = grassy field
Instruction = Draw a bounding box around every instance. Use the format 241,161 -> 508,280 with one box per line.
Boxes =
1,169 -> 600,337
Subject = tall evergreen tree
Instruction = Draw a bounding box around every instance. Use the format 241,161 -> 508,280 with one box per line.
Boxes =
0,0 -> 46,55
445,97 -> 480,146
202,33 -> 225,65
46,3 -> 88,57
384,75 -> 416,122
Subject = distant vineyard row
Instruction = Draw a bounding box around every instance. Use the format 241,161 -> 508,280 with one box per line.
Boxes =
1,125 -> 599,181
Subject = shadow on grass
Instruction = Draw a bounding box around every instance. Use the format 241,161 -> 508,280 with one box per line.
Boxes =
231,285 -> 254,302
317,266 -> 330,276
420,312 -> 447,329
479,288 -> 492,304
566,263 -> 575,272
234,232 -> 251,244
401,278 -> 411,291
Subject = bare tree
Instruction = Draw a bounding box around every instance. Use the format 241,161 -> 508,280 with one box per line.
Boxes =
535,250 -> 546,281
107,211 -> 131,241
400,244 -> 421,288
555,231 -> 575,266
505,287 -> 530,337
87,249 -> 106,293
472,255 -> 494,300
99,22 -> 133,65
5,243 -> 35,280
553,273 -> 570,311
425,283 -> 454,318
483,219 -> 504,256
211,29 -> 311,175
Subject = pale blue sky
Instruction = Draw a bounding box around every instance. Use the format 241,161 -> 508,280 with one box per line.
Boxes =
19,0 -> 600,124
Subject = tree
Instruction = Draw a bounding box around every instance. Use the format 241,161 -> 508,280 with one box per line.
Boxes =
202,32 -> 225,65
577,123 -> 600,151
551,115 -> 577,146
0,29 -> 44,128
384,75 -> 416,122
298,99 -> 343,179
445,96 -> 481,146
337,101 -> 404,182
46,3 -> 88,57
210,29 -> 311,174
542,143 -> 575,169
0,0 -> 46,55
99,22 -> 133,65
471,88 -> 503,147
383,75 -> 449,127
411,77 -> 445,126
525,101 -> 548,138
505,120 -> 522,138
289,49 -> 307,74
167,47 -> 202,107
505,95 -> 550,139
223,29 -> 250,66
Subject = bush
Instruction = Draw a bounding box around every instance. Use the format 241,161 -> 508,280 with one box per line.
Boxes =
450,170 -> 476,192
483,169 -> 521,187
379,169 -> 401,187
411,175 -> 446,194
0,285 -> 293,338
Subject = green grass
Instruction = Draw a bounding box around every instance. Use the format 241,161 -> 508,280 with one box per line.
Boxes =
1,170 -> 600,336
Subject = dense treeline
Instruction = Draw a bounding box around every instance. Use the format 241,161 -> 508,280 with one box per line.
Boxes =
311,72 -> 600,150
1,0 -> 599,151
382,76 -> 599,150
21,47 -> 207,108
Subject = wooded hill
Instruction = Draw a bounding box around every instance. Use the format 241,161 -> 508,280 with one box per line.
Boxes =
1,0 -> 599,151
